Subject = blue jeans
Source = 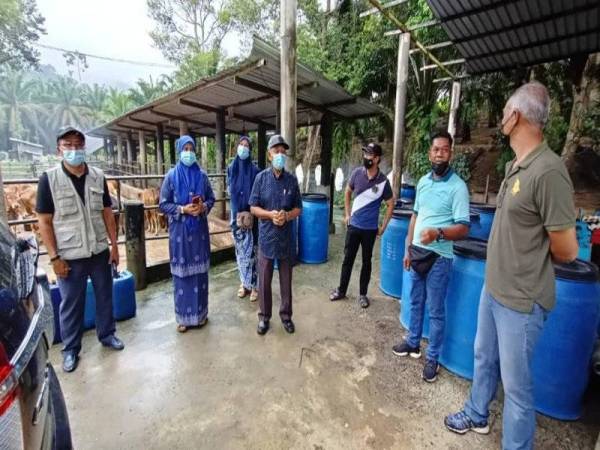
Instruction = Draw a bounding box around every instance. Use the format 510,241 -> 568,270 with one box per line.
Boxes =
406,256 -> 452,361
464,289 -> 546,450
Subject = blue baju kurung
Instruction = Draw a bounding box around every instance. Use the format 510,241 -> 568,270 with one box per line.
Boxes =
159,140 -> 215,326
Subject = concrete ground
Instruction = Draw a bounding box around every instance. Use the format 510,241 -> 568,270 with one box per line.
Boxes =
50,219 -> 600,450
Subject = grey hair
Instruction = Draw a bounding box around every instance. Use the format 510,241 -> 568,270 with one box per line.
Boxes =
506,81 -> 550,129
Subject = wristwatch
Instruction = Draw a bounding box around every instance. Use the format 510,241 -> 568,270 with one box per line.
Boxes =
436,228 -> 445,242
50,254 -> 60,262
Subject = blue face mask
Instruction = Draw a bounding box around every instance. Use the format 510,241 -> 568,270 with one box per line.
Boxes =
237,145 -> 250,160
180,150 -> 197,167
272,153 -> 286,171
63,149 -> 86,166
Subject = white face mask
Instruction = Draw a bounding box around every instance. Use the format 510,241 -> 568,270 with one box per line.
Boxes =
237,145 -> 250,160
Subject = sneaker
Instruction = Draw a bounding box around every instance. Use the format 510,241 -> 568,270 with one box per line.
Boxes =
444,410 -> 490,435
392,341 -> 421,359
422,359 -> 440,383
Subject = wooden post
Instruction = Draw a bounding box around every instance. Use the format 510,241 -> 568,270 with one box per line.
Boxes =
108,139 -> 116,165
0,164 -> 8,227
319,113 -> 333,187
448,81 -> 461,144
179,120 -> 189,136
126,132 -> 134,166
103,137 -> 108,159
168,134 -> 176,168
156,123 -> 164,174
215,108 -> 227,219
124,201 -> 146,290
138,131 -> 147,176
200,136 -> 208,170
392,32 -> 410,196
280,0 -> 297,171
116,135 -> 123,166
257,123 -> 267,169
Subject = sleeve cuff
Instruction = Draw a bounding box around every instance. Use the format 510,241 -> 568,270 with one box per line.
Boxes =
545,222 -> 576,232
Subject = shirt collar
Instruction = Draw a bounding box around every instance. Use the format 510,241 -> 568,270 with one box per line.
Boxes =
515,141 -> 548,170
428,167 -> 454,182
270,167 -> 286,179
362,166 -> 380,181
61,161 -> 89,178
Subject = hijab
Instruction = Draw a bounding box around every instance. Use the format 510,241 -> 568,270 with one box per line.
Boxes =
228,135 -> 259,212
173,135 -> 202,231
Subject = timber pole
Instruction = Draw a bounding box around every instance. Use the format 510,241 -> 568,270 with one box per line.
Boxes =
392,32 -> 410,196
179,120 -> 189,136
116,135 -> 123,166
156,123 -> 164,174
126,132 -> 134,165
215,108 -> 227,220
257,123 -> 267,170
447,81 -> 461,145
280,0 -> 297,171
0,165 -> 7,227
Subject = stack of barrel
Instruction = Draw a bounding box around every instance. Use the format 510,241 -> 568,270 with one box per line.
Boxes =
380,200 -> 600,420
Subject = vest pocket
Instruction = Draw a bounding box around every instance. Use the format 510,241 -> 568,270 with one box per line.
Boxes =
89,187 -> 105,211
56,228 -> 83,250
57,194 -> 78,216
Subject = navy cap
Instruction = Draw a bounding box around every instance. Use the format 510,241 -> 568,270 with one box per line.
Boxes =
56,126 -> 85,143
268,134 -> 289,150
362,142 -> 382,156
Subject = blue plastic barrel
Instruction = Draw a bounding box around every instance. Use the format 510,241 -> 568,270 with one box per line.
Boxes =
468,203 -> 496,241
298,193 -> 329,264
439,239 -> 487,379
576,220 -> 592,261
50,284 -> 62,344
113,270 -> 136,321
380,209 -> 413,298
400,184 -> 416,202
399,267 -> 430,338
532,260 -> 600,420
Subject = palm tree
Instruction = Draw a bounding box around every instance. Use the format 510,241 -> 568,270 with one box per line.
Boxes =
0,70 -> 40,150
104,87 -> 135,119
47,76 -> 91,130
82,83 -> 109,126
128,75 -> 170,106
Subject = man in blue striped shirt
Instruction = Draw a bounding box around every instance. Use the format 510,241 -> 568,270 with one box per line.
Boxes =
330,142 -> 395,308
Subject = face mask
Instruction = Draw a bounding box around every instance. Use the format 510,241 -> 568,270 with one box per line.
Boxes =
431,161 -> 449,176
180,150 -> 197,167
363,157 -> 374,169
237,145 -> 250,160
272,153 -> 286,171
63,149 -> 86,166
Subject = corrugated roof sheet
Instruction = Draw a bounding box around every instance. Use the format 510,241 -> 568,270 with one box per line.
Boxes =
426,0 -> 600,74
89,38 -> 383,138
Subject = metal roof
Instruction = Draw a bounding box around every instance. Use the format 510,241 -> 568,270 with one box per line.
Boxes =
89,38 -> 383,138
426,0 -> 600,75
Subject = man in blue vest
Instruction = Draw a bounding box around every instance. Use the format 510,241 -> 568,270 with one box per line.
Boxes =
36,126 -> 124,373
329,142 -> 395,308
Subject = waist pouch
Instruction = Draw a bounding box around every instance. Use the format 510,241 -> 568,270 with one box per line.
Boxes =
236,211 -> 254,230
408,244 -> 440,275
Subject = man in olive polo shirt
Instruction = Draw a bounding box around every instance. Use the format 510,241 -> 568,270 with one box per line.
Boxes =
445,82 -> 578,449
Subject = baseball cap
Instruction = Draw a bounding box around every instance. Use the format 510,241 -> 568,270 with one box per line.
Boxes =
362,142 -> 382,157
56,126 -> 85,143
267,134 -> 289,150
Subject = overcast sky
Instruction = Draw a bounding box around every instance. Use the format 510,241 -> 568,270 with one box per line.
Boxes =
35,0 -> 330,88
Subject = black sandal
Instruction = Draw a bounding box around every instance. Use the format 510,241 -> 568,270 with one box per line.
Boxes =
359,295 -> 370,309
329,288 -> 347,301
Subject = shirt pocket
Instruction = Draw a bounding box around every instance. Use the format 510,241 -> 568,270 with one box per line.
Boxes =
56,225 -> 83,250
89,187 -> 105,211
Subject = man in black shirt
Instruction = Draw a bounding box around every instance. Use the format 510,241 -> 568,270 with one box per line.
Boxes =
36,126 -> 124,373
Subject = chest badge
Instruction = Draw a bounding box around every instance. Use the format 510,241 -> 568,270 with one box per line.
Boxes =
511,178 -> 521,196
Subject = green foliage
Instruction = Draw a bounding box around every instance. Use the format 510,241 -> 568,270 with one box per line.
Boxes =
0,0 -> 45,69
494,131 -> 513,177
404,104 -> 439,181
450,152 -> 471,182
544,110 -> 569,154
332,122 -> 351,168
580,100 -> 600,144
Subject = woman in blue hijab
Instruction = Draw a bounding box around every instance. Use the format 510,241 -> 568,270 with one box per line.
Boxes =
227,135 -> 260,301
159,135 -> 215,332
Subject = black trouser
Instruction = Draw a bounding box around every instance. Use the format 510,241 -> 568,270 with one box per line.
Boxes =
257,251 -> 293,321
338,225 -> 378,296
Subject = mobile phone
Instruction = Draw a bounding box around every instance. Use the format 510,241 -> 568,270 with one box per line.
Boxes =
192,195 -> 202,205
111,262 -> 119,279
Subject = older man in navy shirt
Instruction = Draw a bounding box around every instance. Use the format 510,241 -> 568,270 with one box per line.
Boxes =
249,135 -> 302,335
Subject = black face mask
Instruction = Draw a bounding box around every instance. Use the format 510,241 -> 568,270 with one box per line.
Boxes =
431,161 -> 449,176
363,157 -> 375,169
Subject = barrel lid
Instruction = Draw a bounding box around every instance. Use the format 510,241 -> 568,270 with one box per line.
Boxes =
392,209 -> 413,219
302,193 -> 327,202
470,202 -> 497,213
554,260 -> 600,282
453,238 -> 488,260
401,183 -> 415,189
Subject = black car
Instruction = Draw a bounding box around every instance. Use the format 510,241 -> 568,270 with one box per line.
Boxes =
0,222 -> 72,449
